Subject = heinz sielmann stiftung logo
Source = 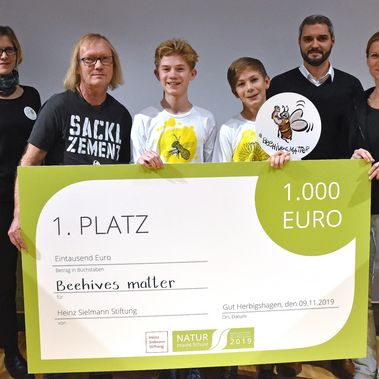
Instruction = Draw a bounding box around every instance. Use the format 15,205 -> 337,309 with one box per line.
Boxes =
256,92 -> 321,160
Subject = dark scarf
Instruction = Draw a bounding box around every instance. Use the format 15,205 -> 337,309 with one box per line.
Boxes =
0,69 -> 19,96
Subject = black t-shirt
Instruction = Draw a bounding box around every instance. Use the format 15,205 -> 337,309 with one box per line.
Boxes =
0,85 -> 41,201
29,90 -> 132,165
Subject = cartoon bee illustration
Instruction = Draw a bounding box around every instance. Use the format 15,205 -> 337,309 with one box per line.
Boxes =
271,102 -> 312,142
167,134 -> 192,160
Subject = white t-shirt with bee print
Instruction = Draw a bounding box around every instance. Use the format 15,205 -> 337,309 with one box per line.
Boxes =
212,114 -> 269,162
131,105 -> 217,164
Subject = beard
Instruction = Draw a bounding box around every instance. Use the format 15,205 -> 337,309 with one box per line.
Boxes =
301,47 -> 332,67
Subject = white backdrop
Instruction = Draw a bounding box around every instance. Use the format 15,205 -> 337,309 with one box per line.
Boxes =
2,0 -> 379,123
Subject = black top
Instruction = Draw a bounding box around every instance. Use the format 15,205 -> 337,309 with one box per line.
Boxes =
267,67 -> 364,160
0,85 -> 41,202
354,87 -> 379,214
29,90 -> 132,165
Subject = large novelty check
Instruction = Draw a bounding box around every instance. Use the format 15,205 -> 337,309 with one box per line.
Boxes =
18,160 -> 370,373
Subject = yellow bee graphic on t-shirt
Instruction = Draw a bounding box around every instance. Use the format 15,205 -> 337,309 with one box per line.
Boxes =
157,118 -> 197,163
167,134 -> 192,160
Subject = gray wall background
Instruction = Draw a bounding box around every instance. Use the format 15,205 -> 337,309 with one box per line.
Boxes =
2,0 -> 379,123
6,0 -> 379,306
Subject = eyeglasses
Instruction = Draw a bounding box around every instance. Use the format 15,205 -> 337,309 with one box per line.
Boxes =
80,56 -> 113,66
0,47 -> 17,56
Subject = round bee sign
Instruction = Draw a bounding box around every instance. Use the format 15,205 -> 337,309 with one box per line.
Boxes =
256,92 -> 321,160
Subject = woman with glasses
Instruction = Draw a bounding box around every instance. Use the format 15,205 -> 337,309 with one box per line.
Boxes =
0,26 -> 40,379
351,31 -> 379,379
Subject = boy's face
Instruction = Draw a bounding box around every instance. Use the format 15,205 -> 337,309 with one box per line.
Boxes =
154,54 -> 197,97
234,68 -> 270,111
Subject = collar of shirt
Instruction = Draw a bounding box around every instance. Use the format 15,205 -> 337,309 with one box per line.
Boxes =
299,63 -> 334,87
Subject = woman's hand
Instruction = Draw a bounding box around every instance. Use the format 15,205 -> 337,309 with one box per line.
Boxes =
8,212 -> 27,252
351,148 -> 379,180
369,162 -> 379,180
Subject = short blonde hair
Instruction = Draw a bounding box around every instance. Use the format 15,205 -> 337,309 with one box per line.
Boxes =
0,26 -> 23,66
64,33 -> 123,91
154,38 -> 198,69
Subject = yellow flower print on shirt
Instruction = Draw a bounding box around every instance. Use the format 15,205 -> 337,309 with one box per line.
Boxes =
157,119 -> 197,163
232,129 -> 269,162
